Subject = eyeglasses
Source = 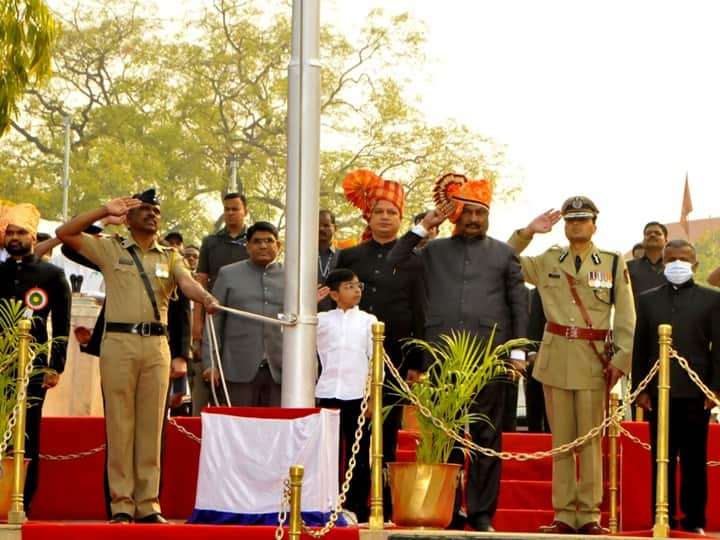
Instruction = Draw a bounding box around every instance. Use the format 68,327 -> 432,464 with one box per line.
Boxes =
341,282 -> 365,291
249,237 -> 277,245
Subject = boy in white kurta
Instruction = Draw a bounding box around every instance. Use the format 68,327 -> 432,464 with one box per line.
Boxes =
316,268 -> 377,523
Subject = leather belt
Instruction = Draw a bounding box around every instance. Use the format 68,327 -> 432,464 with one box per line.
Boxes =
106,322 -> 167,337
546,322 -> 609,341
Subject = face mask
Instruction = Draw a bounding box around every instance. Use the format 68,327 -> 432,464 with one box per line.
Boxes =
663,260 -> 694,285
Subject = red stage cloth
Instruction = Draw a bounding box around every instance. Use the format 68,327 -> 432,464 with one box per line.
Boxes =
29,416 -> 720,533
620,421 -> 720,531
23,523 -> 360,540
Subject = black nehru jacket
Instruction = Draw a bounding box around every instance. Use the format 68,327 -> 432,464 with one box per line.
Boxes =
627,255 -> 665,302
335,238 -> 425,373
632,280 -> 720,399
0,255 -> 71,372
0,254 -> 71,511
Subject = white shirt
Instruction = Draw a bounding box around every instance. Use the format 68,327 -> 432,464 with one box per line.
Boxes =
315,306 -> 377,400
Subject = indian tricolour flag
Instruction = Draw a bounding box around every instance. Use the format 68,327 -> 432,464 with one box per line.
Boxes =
188,407 -> 345,525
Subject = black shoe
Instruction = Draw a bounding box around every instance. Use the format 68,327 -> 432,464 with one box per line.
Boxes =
468,514 -> 495,532
447,512 -> 467,530
136,513 -> 169,524
110,512 -> 133,524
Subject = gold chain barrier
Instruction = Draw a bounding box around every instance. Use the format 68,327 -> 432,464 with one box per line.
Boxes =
384,348 -> 659,462
273,323 -> 380,539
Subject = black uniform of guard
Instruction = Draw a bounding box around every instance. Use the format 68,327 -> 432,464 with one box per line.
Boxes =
0,255 -> 71,513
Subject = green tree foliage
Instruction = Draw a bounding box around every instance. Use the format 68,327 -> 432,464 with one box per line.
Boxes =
692,229 -> 720,286
0,0 -> 57,135
0,0 -> 511,242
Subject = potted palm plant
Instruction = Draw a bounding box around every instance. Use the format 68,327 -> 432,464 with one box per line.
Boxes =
385,328 -> 530,528
0,298 -> 51,518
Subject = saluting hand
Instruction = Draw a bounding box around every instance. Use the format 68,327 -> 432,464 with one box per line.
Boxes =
422,201 -> 456,230
526,209 -> 562,234
103,197 -> 142,217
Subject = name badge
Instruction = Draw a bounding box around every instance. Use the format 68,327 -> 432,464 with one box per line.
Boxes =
588,271 -> 612,289
155,263 -> 169,279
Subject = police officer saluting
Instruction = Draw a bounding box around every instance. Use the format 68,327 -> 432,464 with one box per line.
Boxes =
508,196 -> 636,535
56,190 -> 219,524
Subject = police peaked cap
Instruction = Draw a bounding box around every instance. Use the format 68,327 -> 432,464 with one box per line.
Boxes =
561,195 -> 598,219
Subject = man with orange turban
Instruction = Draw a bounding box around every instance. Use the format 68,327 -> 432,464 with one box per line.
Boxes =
334,169 -> 426,521
0,202 -> 71,515
388,173 -> 528,532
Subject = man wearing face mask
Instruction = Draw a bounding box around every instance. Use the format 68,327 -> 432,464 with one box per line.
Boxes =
631,239 -> 720,535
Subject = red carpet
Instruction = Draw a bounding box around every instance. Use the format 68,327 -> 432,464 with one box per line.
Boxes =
397,422 -> 720,533
22,523 -> 359,540
25,417 -> 720,535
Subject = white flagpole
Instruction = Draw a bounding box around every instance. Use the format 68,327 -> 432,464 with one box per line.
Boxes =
282,0 -> 321,407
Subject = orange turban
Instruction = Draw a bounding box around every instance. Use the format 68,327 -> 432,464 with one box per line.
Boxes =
433,173 -> 493,224
343,169 -> 405,241
0,201 -> 14,246
4,203 -> 41,240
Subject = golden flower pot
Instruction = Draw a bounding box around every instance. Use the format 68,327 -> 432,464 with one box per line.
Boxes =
388,461 -> 460,529
0,458 -> 29,520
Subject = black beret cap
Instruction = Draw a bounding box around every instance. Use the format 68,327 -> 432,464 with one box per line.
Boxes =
561,195 -> 599,219
132,188 -> 159,206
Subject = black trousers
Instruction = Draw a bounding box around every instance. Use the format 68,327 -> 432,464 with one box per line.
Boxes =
525,369 -> 550,433
647,397 -> 710,530
317,398 -> 371,522
451,378 -> 506,527
24,377 -> 48,515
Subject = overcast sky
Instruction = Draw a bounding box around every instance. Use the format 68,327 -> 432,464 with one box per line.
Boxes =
49,0 -> 720,254
325,1 -> 720,254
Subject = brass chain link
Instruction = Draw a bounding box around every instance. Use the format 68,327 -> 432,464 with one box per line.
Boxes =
0,357 -> 35,463
273,360 -> 374,539
616,349 -> 720,467
672,349 -> 720,408
39,414 -> 200,461
274,479 -> 291,540
167,417 -> 202,444
385,351 -> 662,461
39,444 -> 106,461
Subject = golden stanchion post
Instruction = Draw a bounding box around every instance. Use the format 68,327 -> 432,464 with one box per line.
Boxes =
635,405 -> 644,422
653,324 -> 672,538
288,465 -> 304,540
368,322 -> 385,529
8,318 -> 31,524
608,392 -> 619,533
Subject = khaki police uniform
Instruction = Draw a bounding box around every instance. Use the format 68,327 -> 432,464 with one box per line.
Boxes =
508,232 -> 635,528
78,232 -> 190,518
